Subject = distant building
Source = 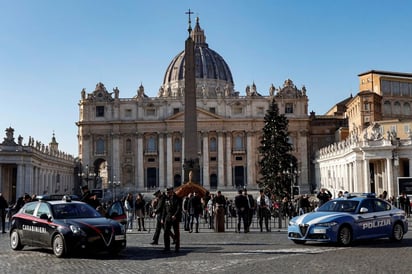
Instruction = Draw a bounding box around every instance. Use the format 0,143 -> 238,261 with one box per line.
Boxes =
76,17 -> 327,196
0,127 -> 75,203
316,70 -> 412,198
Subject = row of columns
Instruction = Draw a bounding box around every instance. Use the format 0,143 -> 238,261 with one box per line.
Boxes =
103,131 -> 258,191
0,163 -> 74,202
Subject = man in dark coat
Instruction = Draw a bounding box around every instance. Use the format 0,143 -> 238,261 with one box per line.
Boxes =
161,187 -> 182,252
243,188 -> 255,232
150,189 -> 165,245
188,191 -> 202,233
0,193 -> 9,233
235,189 -> 249,233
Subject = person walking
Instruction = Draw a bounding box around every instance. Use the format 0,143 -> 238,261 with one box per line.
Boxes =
398,192 -> 411,217
0,193 -> 9,233
317,188 -> 332,207
188,191 -> 202,233
207,194 -> 215,229
235,189 -> 249,233
243,188 -> 255,232
256,189 -> 270,232
213,190 -> 226,232
124,193 -> 134,232
150,190 -> 165,245
161,187 -> 182,253
182,193 -> 192,231
134,193 -> 146,231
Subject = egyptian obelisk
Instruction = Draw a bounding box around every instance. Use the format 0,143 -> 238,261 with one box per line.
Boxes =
183,9 -> 200,183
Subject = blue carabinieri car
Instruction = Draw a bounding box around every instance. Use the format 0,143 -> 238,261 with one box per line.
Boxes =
288,193 -> 408,246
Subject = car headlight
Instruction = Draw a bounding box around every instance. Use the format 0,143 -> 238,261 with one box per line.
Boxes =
70,224 -> 83,235
289,220 -> 297,226
120,224 -> 126,234
317,222 -> 338,227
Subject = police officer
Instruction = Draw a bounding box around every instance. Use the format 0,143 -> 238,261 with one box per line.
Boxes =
150,189 -> 165,245
161,187 -> 182,253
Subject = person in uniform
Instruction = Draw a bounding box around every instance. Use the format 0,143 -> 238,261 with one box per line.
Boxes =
161,187 -> 182,253
150,189 -> 165,245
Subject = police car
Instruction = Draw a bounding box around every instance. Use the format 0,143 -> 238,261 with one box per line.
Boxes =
9,195 -> 126,257
288,193 -> 408,246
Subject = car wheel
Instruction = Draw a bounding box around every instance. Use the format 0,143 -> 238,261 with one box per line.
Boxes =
337,226 -> 352,246
292,240 -> 306,245
390,223 -> 404,242
10,230 -> 24,250
52,234 -> 66,258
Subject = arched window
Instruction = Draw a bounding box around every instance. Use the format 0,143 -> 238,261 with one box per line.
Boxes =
126,139 -> 132,153
235,135 -> 243,150
96,138 -> 105,154
210,137 -> 217,152
403,102 -> 411,115
147,136 -> 156,152
174,138 -> 181,152
383,101 -> 391,115
394,101 -> 401,115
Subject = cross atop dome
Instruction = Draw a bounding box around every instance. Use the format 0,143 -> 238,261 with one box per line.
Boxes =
185,9 -> 194,35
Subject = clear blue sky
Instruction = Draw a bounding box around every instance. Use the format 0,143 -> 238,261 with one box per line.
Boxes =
1,1 -> 411,156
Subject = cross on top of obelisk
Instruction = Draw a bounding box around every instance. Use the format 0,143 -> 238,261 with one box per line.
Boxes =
185,9 -> 194,34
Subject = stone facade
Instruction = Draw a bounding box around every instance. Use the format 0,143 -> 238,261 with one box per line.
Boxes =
0,127 -> 75,203
316,70 -> 412,198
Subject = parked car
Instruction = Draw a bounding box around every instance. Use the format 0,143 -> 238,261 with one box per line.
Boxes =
288,193 -> 408,246
10,195 -> 126,257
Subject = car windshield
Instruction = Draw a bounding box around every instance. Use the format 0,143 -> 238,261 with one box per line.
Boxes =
52,203 -> 102,219
317,200 -> 359,213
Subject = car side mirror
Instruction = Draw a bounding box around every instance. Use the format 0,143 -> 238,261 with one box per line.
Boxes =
359,207 -> 368,214
39,213 -> 50,221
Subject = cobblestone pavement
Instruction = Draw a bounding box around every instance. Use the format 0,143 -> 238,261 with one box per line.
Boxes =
1,218 -> 412,274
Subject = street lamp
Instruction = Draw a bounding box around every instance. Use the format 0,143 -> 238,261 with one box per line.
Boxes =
78,164 -> 96,188
108,176 -> 121,202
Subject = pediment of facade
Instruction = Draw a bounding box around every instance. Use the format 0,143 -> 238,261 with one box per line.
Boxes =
166,108 -> 224,121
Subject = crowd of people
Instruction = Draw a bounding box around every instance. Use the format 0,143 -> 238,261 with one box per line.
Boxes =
1,185 -> 411,254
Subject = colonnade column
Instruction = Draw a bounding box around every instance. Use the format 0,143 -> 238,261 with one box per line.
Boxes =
111,133 -> 120,186
202,132 -> 209,188
136,133 -> 144,190
386,158 -> 394,196
362,159 -> 370,193
246,132 -> 254,188
225,132 -> 232,188
158,133 -> 165,189
166,133 -> 173,187
217,131 -> 225,188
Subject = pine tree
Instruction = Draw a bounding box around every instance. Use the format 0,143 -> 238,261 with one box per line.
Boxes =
258,98 -> 297,196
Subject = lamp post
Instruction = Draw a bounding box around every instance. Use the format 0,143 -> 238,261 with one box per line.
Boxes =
78,164 -> 96,189
108,176 -> 121,202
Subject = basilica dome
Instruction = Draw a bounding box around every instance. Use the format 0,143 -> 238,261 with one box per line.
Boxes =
160,17 -> 235,98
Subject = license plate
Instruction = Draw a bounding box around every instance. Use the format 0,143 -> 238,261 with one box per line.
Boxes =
115,235 -> 126,240
313,228 -> 326,233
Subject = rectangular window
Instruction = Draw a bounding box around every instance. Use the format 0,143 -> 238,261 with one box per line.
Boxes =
146,108 -> 156,116
285,103 -> 293,114
209,107 -> 216,114
257,107 -> 264,115
125,109 -> 132,118
173,108 -> 180,114
404,124 -> 410,134
233,106 -> 243,115
96,106 -> 104,117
